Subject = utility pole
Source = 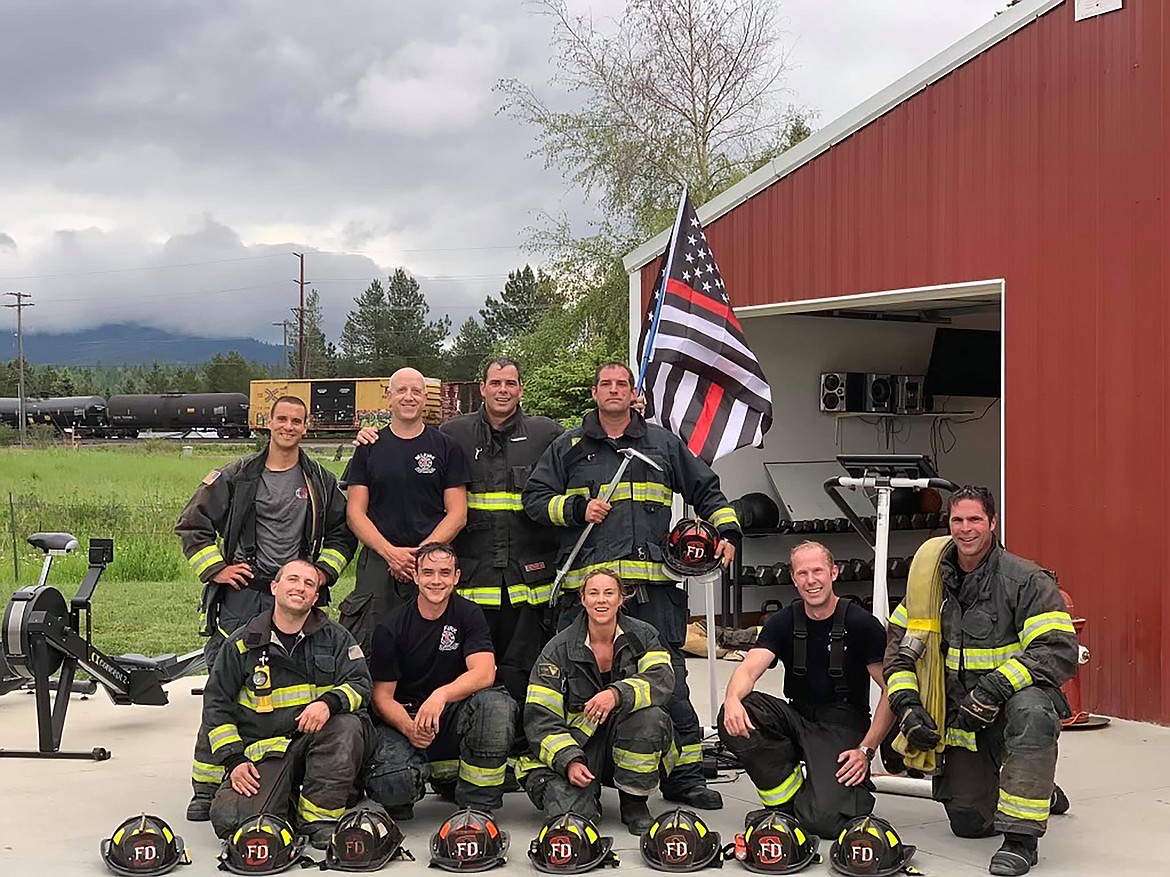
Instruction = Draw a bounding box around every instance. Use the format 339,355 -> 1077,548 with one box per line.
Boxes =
292,252 -> 307,378
271,319 -> 294,378
4,292 -> 34,448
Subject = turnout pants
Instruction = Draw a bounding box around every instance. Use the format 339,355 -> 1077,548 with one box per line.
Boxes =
718,692 -> 874,838
338,548 -> 417,656
208,713 -> 369,839
560,583 -> 706,795
191,584 -> 274,799
366,687 -> 517,812
935,687 -> 1061,839
479,586 -> 551,706
524,705 -> 675,821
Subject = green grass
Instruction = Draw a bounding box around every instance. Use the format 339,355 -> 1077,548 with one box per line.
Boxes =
1,445 -> 356,657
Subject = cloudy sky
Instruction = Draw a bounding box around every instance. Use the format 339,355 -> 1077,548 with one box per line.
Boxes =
0,0 -> 1009,357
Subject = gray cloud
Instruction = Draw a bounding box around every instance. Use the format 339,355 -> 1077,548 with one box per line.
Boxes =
0,0 -> 1009,351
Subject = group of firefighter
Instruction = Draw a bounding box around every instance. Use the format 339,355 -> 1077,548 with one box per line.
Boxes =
168,357 -> 1077,877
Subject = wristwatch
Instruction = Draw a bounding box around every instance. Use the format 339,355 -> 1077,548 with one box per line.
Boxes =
858,745 -> 876,762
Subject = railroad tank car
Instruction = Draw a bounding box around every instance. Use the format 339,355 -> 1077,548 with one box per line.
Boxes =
106,393 -> 250,438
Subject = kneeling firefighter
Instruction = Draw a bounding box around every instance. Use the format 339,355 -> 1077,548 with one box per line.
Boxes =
520,569 -> 676,836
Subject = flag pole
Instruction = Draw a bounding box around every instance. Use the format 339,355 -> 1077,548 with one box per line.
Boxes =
635,186 -> 689,394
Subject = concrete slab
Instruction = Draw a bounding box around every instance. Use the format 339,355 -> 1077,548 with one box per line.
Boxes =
1,659 -> 1167,876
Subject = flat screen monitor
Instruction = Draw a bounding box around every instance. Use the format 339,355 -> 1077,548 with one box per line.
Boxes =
925,328 -> 1001,398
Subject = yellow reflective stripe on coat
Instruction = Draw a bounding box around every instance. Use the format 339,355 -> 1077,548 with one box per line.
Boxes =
605,482 -> 673,506
708,506 -> 740,529
235,639 -> 247,654
613,747 -> 660,774
244,736 -> 292,762
539,732 -> 578,766
887,671 -> 919,696
192,760 -> 226,784
467,491 -> 525,511
329,683 -> 363,712
620,677 -> 652,711
758,764 -> 804,806
457,585 -> 503,608
675,743 -> 702,766
563,559 -> 674,591
514,755 -> 543,779
507,581 -> 552,606
548,495 -> 568,526
315,548 -> 347,576
994,658 -> 1033,692
237,684 -> 317,712
189,544 -> 224,577
888,603 -> 909,629
526,684 -> 565,719
208,723 -> 243,753
945,727 -> 977,751
637,651 -> 671,673
459,762 -> 507,787
567,712 -> 600,737
998,790 -> 1050,821
945,643 -> 1023,671
430,759 -> 460,780
297,795 -> 345,823
1020,611 -> 1076,648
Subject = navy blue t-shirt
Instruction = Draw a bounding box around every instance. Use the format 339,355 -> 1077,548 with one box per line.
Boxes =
370,595 -> 493,706
346,425 -> 470,547
755,600 -> 886,710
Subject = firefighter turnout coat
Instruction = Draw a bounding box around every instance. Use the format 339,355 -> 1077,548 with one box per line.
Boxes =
202,608 -> 371,769
440,406 -> 564,607
885,542 -> 1078,834
521,410 -> 740,593
521,612 -> 675,782
176,448 -> 357,591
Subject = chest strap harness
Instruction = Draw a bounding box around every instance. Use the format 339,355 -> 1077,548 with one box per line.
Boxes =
791,599 -> 851,703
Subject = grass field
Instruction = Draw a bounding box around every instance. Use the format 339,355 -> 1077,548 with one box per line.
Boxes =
1,444 -> 357,658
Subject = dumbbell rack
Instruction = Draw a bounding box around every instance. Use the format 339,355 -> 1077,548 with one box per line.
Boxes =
724,513 -> 947,630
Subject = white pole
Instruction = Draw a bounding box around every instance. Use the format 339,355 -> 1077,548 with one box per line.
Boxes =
705,570 -> 719,730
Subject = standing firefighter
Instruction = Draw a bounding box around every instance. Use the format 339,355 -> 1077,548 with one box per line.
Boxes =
885,486 -> 1078,876
523,362 -> 740,809
176,395 -> 356,821
358,359 -> 563,702
520,569 -> 675,835
342,367 -> 469,654
201,560 -> 372,848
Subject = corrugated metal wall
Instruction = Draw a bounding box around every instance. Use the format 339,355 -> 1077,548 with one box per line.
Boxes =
640,2 -> 1169,723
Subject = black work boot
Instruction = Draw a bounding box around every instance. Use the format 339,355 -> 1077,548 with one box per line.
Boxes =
305,822 -> 336,850
1050,784 -> 1070,815
186,794 -> 212,822
663,784 -> 723,810
619,791 -> 654,836
989,833 -> 1038,876
386,804 -> 415,821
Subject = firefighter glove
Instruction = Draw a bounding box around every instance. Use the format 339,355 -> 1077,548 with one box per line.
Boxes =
955,689 -> 1001,731
899,704 -> 941,751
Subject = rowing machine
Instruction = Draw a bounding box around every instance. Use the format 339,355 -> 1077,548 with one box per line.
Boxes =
1,532 -> 206,760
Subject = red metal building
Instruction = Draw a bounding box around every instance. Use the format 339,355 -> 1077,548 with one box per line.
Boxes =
626,1 -> 1168,724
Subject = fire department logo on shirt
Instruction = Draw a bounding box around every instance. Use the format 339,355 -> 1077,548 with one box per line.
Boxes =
295,486 -> 308,500
439,624 -> 459,651
415,452 -> 437,474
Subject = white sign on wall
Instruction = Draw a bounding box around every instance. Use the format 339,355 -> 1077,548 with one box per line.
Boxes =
1075,0 -> 1123,20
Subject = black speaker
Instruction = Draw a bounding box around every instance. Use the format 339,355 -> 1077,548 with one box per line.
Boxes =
820,372 -> 847,412
820,372 -> 869,412
896,375 -> 926,414
865,374 -> 895,413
